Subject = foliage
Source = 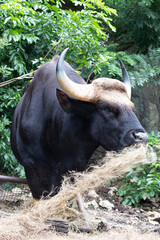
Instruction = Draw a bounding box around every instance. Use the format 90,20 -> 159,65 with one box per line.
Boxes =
118,131 -> 160,207
0,85 -> 25,177
92,45 -> 136,81
0,0 -> 117,81
93,46 -> 160,87
147,131 -> 160,153
129,48 -> 160,86
91,0 -> 160,86
106,0 -> 160,53
1,182 -> 17,191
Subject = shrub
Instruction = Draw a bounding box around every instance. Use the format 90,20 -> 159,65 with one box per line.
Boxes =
0,0 -> 117,80
94,47 -> 160,88
0,85 -> 25,177
118,131 -> 160,206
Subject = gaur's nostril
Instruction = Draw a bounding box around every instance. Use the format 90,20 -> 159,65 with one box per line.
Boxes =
132,131 -> 148,143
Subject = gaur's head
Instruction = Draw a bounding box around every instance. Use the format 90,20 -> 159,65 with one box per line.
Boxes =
56,49 -> 148,151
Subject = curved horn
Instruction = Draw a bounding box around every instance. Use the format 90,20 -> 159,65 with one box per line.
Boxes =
119,60 -> 131,99
56,48 -> 95,102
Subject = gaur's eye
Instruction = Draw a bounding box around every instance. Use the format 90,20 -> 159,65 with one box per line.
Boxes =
101,105 -> 119,117
106,105 -> 119,116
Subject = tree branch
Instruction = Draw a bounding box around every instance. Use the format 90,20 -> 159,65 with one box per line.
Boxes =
43,38 -> 62,60
0,72 -> 35,88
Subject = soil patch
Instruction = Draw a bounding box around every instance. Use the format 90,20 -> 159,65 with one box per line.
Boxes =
0,185 -> 160,239
0,146 -> 159,239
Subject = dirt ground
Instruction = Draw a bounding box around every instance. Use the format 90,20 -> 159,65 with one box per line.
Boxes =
0,145 -> 159,239
0,184 -> 160,240
27,228 -> 160,240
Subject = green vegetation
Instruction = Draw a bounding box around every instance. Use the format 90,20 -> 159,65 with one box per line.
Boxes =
0,85 -> 25,177
0,0 -> 116,79
106,0 -> 160,53
93,47 -> 160,87
118,132 -> 160,207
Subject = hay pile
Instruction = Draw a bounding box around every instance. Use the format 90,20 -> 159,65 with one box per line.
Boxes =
0,144 -> 154,240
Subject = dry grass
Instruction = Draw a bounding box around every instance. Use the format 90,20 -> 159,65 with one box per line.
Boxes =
27,227 -> 160,240
0,144 -> 155,240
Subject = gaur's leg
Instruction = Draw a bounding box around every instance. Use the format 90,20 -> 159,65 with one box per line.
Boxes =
24,163 -> 62,199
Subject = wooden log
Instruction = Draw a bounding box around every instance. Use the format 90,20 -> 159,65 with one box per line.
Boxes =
0,175 -> 28,184
45,217 -> 92,234
77,226 -> 92,233
45,218 -> 69,233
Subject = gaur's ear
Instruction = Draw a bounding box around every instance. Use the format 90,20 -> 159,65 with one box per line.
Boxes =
56,89 -> 95,117
56,89 -> 74,113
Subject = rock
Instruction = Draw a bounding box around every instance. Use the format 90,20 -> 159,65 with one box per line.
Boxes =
99,200 -> 114,211
132,84 -> 160,132
12,187 -> 22,194
84,200 -> 99,209
148,102 -> 159,131
153,227 -> 160,233
97,221 -> 108,231
147,211 -> 160,218
149,220 -> 159,225
88,190 -> 99,199
147,211 -> 160,224
108,187 -> 117,196
88,200 -> 99,209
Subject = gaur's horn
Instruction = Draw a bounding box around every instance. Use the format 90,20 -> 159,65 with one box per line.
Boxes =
56,48 -> 95,102
119,60 -> 131,99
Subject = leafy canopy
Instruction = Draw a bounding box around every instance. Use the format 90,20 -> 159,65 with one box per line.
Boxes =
94,46 -> 160,87
106,0 -> 160,53
0,0 -> 117,80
